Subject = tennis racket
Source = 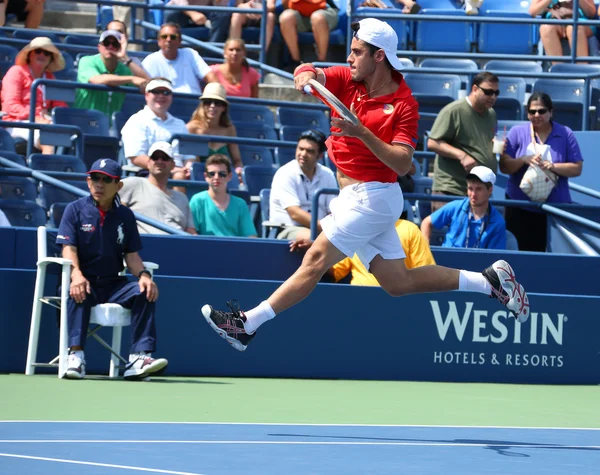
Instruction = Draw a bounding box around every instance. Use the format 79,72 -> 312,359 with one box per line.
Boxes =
303,79 -> 359,127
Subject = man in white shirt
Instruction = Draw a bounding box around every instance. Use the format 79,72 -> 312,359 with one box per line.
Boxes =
120,77 -> 195,170
120,141 -> 197,235
141,22 -> 218,95
270,129 -> 338,240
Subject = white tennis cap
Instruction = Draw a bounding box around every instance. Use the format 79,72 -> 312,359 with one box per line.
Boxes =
145,78 -> 173,93
467,166 -> 496,185
355,18 -> 403,71
148,141 -> 173,158
99,29 -> 123,44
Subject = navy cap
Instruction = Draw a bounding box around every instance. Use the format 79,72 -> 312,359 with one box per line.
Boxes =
87,158 -> 122,179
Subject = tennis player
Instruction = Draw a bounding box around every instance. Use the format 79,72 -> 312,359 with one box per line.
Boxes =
202,18 -> 530,351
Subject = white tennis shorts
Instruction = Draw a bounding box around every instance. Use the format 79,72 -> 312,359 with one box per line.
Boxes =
320,181 -> 406,268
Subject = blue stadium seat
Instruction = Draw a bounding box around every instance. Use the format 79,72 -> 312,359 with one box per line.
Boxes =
235,123 -> 278,141
419,58 -> 478,90
279,125 -> 310,143
259,188 -> 274,238
483,60 -> 542,93
497,120 -> 529,133
111,110 -> 135,139
48,202 -> 68,228
60,51 -> 75,71
353,0 -> 408,50
549,63 -> 600,90
169,98 -> 200,123
230,104 -> 275,127
28,154 -> 87,174
0,151 -> 27,167
276,106 -> 329,133
0,128 -> 16,152
0,176 -> 37,200
242,165 -> 276,196
413,2 -> 472,53
13,29 -> 60,43
404,73 -> 461,142
274,147 -> 297,166
117,95 -> 146,118
495,76 -> 526,121
0,199 -> 46,227
478,6 -> 536,55
64,34 -> 100,46
413,176 -> 433,221
0,44 -> 18,62
429,225 -> 448,246
0,60 -> 13,78
506,229 -> 519,250
238,145 -> 275,167
191,162 -> 206,181
97,4 -> 114,30
184,180 -> 209,201
571,131 -> 600,191
53,69 -> 78,82
532,78 -> 599,131
38,180 -> 88,210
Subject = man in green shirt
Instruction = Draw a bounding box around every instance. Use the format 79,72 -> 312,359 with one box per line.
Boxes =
427,71 -> 499,212
74,29 -> 149,119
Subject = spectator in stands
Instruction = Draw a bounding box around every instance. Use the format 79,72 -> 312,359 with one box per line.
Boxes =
229,0 -> 276,51
74,30 -> 149,120
1,37 -> 67,155
0,207 -> 10,227
499,92 -> 583,252
5,0 -> 45,28
189,154 -> 257,236
427,71 -> 499,212
166,0 -> 232,43
121,77 -> 194,172
57,158 -> 168,381
210,38 -> 260,98
142,22 -> 219,94
396,1 -> 421,14
269,129 -> 337,241
421,166 -> 506,250
279,0 -> 339,69
106,19 -> 146,71
186,82 -> 243,178
0,0 -> 6,26
530,0 -> 597,63
120,141 -> 197,235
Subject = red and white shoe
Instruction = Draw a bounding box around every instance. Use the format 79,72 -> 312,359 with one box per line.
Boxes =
483,260 -> 530,323
124,353 -> 168,381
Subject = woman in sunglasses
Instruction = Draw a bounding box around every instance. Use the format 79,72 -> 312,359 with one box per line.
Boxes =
499,92 -> 584,252
186,82 -> 244,180
1,36 -> 67,154
210,38 -> 260,98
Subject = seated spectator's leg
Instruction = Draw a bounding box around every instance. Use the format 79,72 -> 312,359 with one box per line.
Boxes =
280,9 -> 303,63
539,24 -> 565,63
565,25 -> 593,63
0,0 -> 7,26
107,280 -> 157,354
209,11 -> 233,42
171,167 -> 190,195
311,8 -> 338,62
66,287 -> 98,351
165,10 -> 195,27
229,11 -> 248,39
24,0 -> 45,29
265,11 -> 275,51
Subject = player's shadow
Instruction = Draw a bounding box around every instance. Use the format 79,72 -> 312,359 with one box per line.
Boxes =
269,433 -> 600,458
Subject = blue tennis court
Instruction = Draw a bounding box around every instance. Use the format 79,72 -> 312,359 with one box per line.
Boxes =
0,421 -> 598,474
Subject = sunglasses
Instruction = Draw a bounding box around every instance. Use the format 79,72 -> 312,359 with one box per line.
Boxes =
206,171 -> 228,178
528,108 -> 548,115
150,154 -> 172,162
149,89 -> 172,96
89,174 -> 116,184
34,48 -> 52,57
477,85 -> 500,97
202,99 -> 226,107
159,34 -> 179,40
102,39 -> 120,48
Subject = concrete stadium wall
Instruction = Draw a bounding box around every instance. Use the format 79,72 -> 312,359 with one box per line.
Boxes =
1,269 -> 599,384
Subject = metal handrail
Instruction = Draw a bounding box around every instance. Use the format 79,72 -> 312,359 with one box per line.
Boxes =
0,120 -> 84,158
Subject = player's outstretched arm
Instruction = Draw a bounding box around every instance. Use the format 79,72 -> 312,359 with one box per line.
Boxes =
293,64 -> 325,92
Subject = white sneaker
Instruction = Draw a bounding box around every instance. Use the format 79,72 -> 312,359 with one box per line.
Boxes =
64,352 -> 86,379
482,260 -> 530,323
123,353 -> 168,381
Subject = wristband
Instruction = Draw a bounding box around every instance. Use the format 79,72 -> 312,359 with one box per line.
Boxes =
294,64 -> 317,77
138,269 -> 152,279
124,58 -> 133,66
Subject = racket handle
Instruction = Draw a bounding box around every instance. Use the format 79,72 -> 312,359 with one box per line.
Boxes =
303,85 -> 313,95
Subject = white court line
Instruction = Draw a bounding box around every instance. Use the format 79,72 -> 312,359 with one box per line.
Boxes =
0,421 -> 599,431
0,440 -> 599,449
0,453 -> 204,475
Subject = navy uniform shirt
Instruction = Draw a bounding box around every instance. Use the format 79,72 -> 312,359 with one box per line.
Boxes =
56,195 -> 142,279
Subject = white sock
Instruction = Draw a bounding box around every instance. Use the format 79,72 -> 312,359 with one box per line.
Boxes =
70,350 -> 85,361
458,270 -> 491,295
244,301 -> 276,334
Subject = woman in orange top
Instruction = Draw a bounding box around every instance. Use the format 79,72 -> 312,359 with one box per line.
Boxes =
210,38 -> 260,98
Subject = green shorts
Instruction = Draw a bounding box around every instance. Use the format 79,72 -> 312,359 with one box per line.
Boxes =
291,7 -> 339,32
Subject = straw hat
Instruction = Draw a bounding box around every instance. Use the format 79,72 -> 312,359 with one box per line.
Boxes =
199,82 -> 228,104
15,37 -> 65,73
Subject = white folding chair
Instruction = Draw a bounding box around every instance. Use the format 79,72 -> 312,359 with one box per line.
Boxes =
25,226 -> 158,379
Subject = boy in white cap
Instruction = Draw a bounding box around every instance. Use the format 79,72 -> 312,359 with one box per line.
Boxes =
421,166 -> 507,249
202,18 -> 529,354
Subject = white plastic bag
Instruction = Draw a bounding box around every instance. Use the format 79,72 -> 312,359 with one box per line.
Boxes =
519,125 -> 558,202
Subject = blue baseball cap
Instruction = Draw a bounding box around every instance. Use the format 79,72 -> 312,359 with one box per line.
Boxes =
87,158 -> 122,179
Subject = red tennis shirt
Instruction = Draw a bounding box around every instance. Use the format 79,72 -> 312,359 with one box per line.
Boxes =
322,66 -> 419,183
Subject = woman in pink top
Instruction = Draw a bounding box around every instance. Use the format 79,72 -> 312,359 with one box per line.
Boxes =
1,36 -> 67,154
210,38 -> 260,98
